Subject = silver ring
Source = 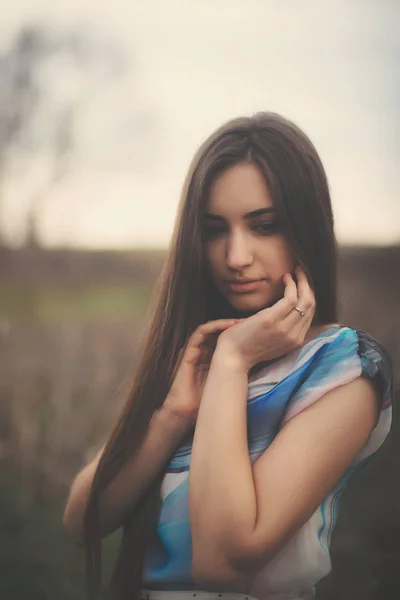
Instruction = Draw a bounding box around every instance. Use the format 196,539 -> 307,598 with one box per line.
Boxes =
294,306 -> 306,317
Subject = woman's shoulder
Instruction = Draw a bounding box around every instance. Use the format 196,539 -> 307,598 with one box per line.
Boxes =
304,323 -> 355,346
248,325 -> 355,385
304,324 -> 391,368
296,324 -> 358,366
353,329 -> 393,406
300,324 -> 393,407
249,325 -> 392,404
281,324 -> 393,429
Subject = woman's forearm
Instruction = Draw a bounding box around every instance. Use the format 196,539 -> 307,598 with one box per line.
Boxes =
189,343 -> 257,579
63,404 -> 193,543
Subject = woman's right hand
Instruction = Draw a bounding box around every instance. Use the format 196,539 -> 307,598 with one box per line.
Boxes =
164,319 -> 239,424
216,268 -> 315,372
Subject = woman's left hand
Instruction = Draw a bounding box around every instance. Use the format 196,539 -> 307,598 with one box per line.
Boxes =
216,266 -> 316,372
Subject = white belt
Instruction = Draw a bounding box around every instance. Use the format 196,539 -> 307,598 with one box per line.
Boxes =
142,590 -> 314,600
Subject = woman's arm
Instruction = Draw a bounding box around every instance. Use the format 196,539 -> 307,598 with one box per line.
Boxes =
189,344 -> 378,587
63,404 -> 192,544
63,318 -> 239,545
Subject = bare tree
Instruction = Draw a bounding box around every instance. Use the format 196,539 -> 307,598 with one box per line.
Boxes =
0,24 -> 126,247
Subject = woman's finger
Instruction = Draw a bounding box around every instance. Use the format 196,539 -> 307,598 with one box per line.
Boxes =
295,266 -> 315,314
186,319 -> 238,365
188,319 -> 238,349
281,267 -> 315,333
264,273 -> 299,321
296,269 -> 316,335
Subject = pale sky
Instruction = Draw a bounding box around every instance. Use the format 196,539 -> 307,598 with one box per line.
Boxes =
1,0 -> 399,248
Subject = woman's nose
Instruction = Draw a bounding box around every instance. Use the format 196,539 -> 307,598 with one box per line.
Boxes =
226,232 -> 254,271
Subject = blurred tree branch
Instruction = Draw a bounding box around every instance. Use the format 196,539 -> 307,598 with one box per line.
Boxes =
0,23 -> 126,248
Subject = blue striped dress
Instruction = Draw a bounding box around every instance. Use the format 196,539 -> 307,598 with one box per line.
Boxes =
143,326 -> 393,598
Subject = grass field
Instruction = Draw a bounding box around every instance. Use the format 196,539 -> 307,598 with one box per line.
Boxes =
0,283 -> 153,323
0,283 -> 149,599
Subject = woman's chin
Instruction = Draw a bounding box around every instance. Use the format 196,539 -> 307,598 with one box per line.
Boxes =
208,285 -> 281,319
228,294 -> 274,314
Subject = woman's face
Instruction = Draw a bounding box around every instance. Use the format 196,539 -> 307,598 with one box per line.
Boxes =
203,162 -> 296,315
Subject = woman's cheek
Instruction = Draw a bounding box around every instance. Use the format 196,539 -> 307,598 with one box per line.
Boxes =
206,245 -> 222,275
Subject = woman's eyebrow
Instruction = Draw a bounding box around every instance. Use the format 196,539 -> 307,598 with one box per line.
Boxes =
204,207 -> 276,221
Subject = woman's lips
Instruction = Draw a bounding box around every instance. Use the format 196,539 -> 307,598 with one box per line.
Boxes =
226,279 -> 265,293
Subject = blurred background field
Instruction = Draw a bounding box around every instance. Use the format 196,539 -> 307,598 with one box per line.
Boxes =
0,1 -> 399,598
0,245 -> 399,600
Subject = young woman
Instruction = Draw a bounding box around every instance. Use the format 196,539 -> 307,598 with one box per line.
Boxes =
63,113 -> 393,600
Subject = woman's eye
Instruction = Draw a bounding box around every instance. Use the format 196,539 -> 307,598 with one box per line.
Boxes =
253,221 -> 279,234
203,221 -> 278,239
203,226 -> 225,239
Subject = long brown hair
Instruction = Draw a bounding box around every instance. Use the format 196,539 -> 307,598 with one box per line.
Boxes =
84,112 -> 338,599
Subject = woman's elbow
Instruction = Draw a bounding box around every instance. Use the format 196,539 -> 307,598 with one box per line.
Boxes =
62,499 -> 85,545
62,472 -> 92,545
191,536 -> 275,588
192,553 -> 247,591
62,483 -> 120,544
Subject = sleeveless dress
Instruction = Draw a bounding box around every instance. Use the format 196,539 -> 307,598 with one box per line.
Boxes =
143,326 -> 393,599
